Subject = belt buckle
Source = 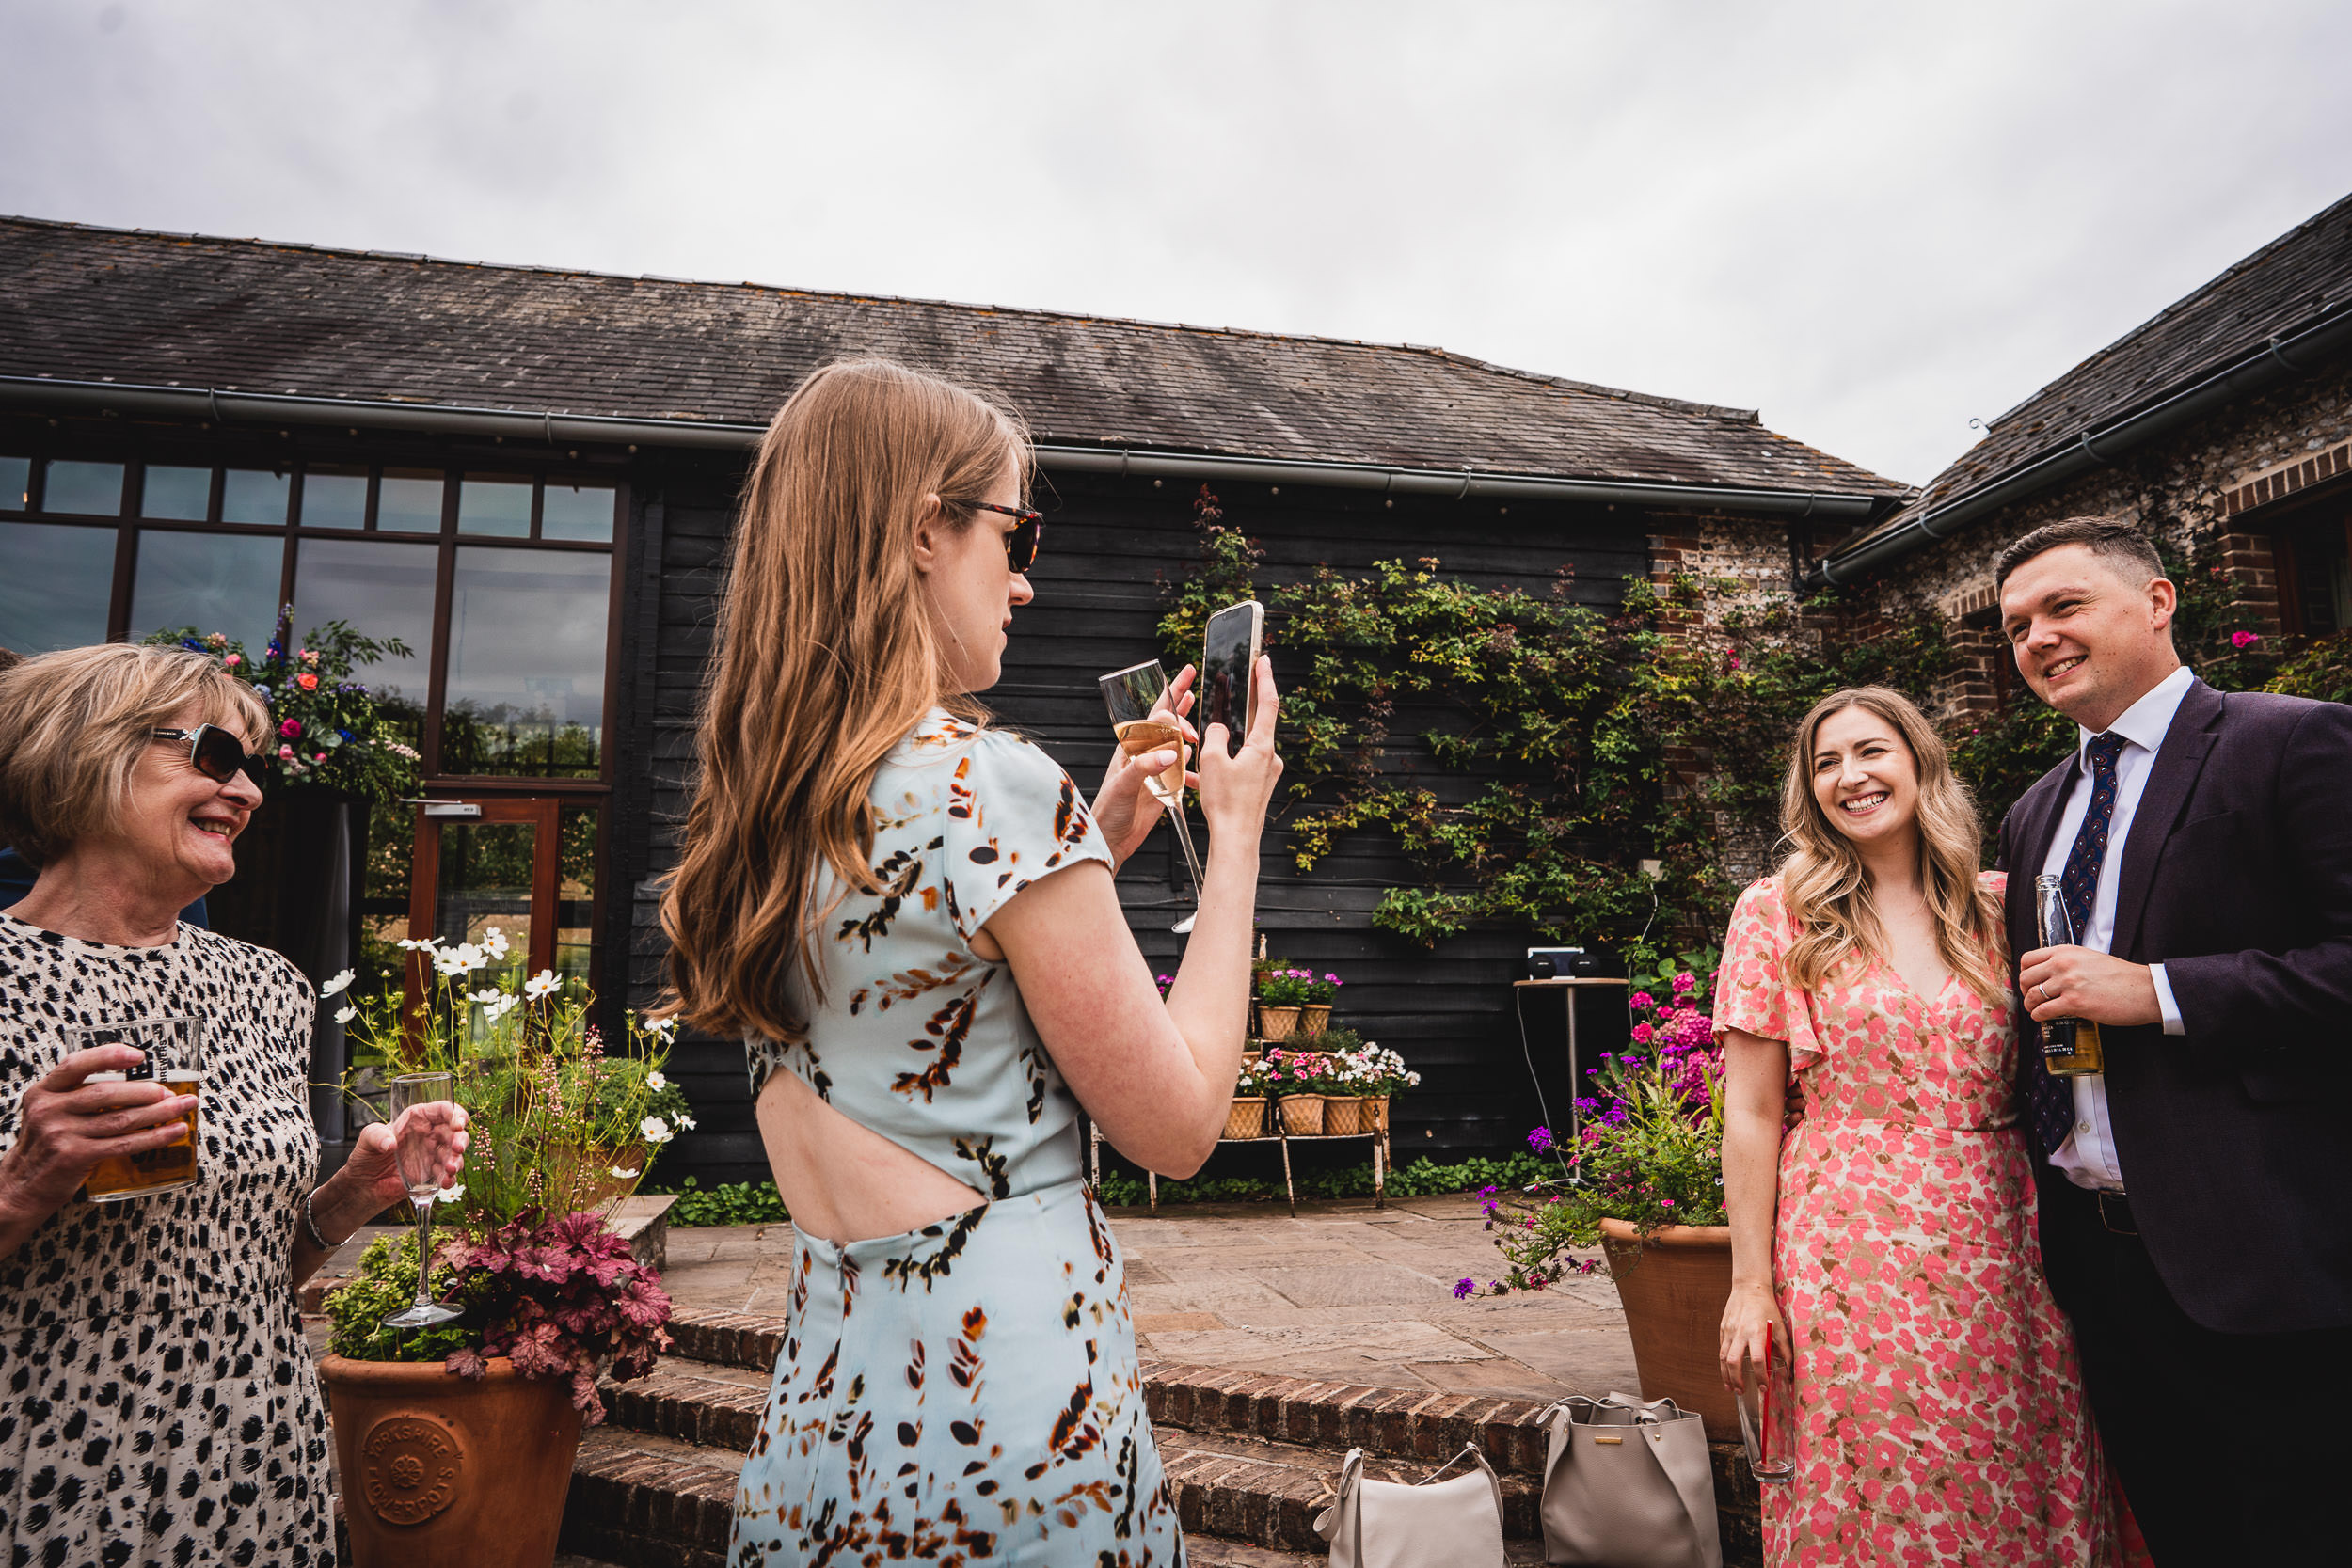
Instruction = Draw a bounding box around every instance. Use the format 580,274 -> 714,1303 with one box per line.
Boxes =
2096,1190 -> 2137,1236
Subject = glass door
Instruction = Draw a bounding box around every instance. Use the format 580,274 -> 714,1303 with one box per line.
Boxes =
403,798 -> 602,1013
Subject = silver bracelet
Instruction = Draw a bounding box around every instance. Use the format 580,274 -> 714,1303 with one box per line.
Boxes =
301,1187 -> 337,1251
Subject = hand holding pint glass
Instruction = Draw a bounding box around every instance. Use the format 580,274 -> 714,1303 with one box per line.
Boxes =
66,1017 -> 205,1201
3,1022 -> 205,1218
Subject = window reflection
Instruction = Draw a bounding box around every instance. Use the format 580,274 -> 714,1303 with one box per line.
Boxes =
459,474 -> 532,537
0,457 -> 27,511
141,466 -> 212,521
41,461 -> 124,516
0,522 -> 114,653
378,470 -> 444,533
541,483 -> 615,543
302,467 -> 370,530
129,530 -> 283,646
292,536 -> 438,707
441,546 -> 610,777
557,803 -> 600,987
221,469 -> 291,526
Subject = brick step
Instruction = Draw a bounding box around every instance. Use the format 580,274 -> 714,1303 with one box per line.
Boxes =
1158,1425 -> 1543,1553
562,1426 -> 739,1568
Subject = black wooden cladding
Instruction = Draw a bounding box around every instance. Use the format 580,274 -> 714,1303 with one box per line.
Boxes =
622,465 -> 1647,1185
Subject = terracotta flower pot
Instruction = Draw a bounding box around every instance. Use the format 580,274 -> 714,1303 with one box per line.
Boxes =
1258,1005 -> 1302,1042
320,1353 -> 586,1568
1278,1093 -> 1325,1135
1224,1097 -> 1267,1140
1597,1217 -> 1739,1442
1299,1004 -> 1332,1037
1322,1096 -> 1362,1135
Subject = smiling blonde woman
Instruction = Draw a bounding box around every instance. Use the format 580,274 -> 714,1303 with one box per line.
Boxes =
1711,685 -> 2132,1565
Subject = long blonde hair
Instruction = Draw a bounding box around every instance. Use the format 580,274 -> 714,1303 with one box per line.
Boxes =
1776,686 -> 2005,1002
656,358 -> 1031,1042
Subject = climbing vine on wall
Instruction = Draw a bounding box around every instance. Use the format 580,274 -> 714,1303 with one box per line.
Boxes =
1155,494 -> 2352,954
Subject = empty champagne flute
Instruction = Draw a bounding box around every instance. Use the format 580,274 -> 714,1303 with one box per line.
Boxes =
381,1070 -> 463,1328
1100,659 -> 1204,933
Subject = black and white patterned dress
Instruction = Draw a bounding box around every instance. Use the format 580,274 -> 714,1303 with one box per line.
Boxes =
0,912 -> 334,1567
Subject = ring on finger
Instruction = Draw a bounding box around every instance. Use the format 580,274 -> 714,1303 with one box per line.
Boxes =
2036,983 -> 2049,1003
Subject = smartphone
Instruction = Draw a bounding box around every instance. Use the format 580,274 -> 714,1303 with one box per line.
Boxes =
1200,600 -> 1263,757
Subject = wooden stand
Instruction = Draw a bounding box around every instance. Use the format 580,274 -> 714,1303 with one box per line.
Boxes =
1090,1117 -> 1391,1216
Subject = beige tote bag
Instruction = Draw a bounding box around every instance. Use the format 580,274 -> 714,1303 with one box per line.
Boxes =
1313,1443 -> 1508,1568
1540,1391 -> 1721,1568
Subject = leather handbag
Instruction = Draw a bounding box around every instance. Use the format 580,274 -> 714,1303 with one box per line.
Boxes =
1539,1391 -> 1721,1568
1313,1442 -> 1508,1568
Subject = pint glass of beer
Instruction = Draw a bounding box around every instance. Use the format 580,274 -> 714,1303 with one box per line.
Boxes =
70,1016 -> 204,1202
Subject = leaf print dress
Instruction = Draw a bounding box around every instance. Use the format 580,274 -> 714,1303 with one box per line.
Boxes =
1714,874 -> 2123,1566
731,712 -> 1183,1566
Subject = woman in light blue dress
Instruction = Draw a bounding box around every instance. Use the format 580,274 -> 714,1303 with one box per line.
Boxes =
656,358 -> 1282,1565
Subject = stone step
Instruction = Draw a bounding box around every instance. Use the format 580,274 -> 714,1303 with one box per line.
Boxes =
1156,1425 -> 1543,1553
563,1425 -> 739,1568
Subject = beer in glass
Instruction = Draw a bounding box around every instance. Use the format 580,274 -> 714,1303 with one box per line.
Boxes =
2032,874 -> 2104,1076
71,1015 -> 204,1201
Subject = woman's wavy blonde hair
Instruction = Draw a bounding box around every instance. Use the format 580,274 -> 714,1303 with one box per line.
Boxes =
1776,686 -> 2005,1003
655,358 -> 1031,1044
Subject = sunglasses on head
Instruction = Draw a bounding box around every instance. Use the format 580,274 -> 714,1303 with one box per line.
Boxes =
151,725 -> 265,786
970,501 -> 1045,574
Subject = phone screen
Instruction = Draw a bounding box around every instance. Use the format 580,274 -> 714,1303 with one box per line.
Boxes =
1200,602 -> 1260,757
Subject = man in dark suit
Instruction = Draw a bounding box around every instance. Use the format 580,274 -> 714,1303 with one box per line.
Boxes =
1994,515 -> 2352,1560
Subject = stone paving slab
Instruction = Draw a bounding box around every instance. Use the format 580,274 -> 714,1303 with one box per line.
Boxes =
651,1193 -> 1630,1403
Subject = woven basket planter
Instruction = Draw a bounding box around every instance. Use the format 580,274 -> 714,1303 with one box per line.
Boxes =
1298,1005 -> 1332,1037
1278,1094 -> 1326,1135
1258,1006 -> 1303,1042
1322,1096 -> 1363,1136
1223,1097 -> 1268,1140
1360,1095 -> 1391,1133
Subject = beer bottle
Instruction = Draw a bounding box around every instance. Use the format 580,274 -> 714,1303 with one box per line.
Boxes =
2032,873 -> 2104,1076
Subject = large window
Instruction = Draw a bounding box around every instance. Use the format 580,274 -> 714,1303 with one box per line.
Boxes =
0,449 -> 621,778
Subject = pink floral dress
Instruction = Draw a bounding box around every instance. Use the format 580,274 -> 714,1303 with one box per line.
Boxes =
1715,873 -> 2122,1566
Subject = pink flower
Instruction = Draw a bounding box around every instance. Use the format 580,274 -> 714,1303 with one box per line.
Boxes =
1630,1022 -> 1655,1044
279,718 -> 301,738
1672,972 -> 1695,994
296,672 -> 320,690
2231,629 -> 2262,649
221,653 -> 242,668
1629,990 -> 1655,1009
278,744 -> 294,759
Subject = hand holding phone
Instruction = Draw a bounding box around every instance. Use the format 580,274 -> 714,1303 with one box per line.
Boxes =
1200,601 -> 1263,758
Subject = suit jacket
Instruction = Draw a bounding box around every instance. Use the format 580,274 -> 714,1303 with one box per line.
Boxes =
1997,677 -> 2352,1334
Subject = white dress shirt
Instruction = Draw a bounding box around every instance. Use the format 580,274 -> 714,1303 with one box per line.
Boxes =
2036,663 -> 2194,1192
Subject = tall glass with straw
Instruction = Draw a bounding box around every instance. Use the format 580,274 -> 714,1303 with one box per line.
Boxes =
1099,659 -> 1204,934
380,1070 -> 463,1328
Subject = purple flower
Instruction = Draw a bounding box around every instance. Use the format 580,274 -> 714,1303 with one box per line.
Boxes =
1527,1127 -> 1553,1153
1454,1277 -> 1476,1300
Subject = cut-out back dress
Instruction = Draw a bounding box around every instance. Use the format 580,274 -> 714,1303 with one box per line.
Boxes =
730,710 -> 1184,1566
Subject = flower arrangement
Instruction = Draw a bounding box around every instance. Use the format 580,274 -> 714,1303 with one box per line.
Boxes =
1327,1041 -> 1420,1097
1469,949 -> 1725,1297
1260,1046 -> 1333,1091
1304,971 -> 1343,1006
324,1218 -> 671,1419
1256,967 -> 1318,1007
323,931 -> 685,1402
142,606 -> 421,803
1235,1056 -> 1280,1098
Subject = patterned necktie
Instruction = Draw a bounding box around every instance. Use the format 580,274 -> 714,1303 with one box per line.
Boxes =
2026,731 -> 2127,1157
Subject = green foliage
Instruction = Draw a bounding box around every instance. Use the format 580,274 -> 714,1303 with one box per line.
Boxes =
2263,631 -> 2352,705
653,1175 -> 792,1227
323,1232 -> 475,1363
1090,1150 -> 1554,1207
1155,485 -> 1263,670
141,607 -> 421,805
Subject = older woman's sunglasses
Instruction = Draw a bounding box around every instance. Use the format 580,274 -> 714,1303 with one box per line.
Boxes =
971,501 -> 1045,573
151,725 -> 265,785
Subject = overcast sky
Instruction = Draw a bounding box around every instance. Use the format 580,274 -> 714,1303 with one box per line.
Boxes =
4,0 -> 2347,487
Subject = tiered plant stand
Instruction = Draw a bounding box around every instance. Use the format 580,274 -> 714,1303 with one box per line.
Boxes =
1089,1110 -> 1391,1215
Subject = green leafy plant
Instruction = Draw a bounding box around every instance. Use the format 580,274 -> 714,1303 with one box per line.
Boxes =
1256,968 -> 1317,1007
1091,1150 -> 1556,1207
1303,971 -> 1343,1006
142,606 -> 421,804
323,1232 -> 474,1363
654,1176 -> 792,1227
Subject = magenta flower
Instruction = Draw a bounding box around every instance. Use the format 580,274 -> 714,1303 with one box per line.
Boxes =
1527,1126 -> 1553,1153
2231,629 -> 2263,649
1672,972 -> 1695,994
1629,990 -> 1655,1010
279,718 -> 302,738
1630,1022 -> 1655,1044
1454,1277 -> 1476,1300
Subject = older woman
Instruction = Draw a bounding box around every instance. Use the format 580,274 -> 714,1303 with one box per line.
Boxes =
0,642 -> 467,1568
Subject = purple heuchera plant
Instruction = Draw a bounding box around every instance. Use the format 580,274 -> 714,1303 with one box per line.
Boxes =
438,1211 -> 675,1418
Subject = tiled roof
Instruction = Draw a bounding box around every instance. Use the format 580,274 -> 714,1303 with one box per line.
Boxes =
1843,190 -> 2352,551
0,216 -> 1901,498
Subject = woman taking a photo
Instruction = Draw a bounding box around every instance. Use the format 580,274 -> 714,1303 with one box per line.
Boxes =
1713,686 -> 2124,1564
0,642 -> 468,1567
660,358 -> 1279,1564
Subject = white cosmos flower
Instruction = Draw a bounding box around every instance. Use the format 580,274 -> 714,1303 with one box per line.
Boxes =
332,1005 -> 357,1026
432,952 -> 470,978
436,1184 -> 465,1203
608,1165 -> 641,1180
644,1015 -> 677,1037
318,968 -> 355,998
675,1114 -> 697,1132
638,1115 -> 673,1144
484,994 -> 519,1022
469,988 -> 503,1006
482,927 -> 510,959
397,937 -> 442,953
453,942 -> 488,971
644,1071 -> 668,1092
523,970 -> 560,1000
